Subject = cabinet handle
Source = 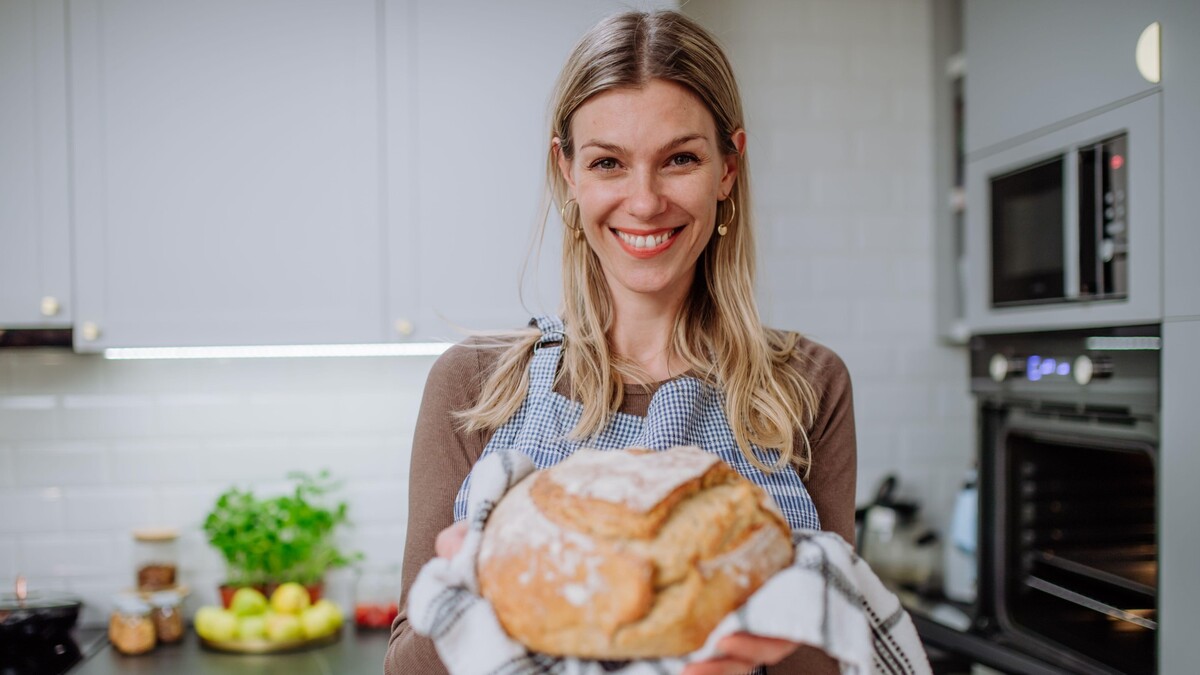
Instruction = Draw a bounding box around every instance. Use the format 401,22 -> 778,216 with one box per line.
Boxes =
394,318 -> 415,337
40,296 -> 61,317
80,322 -> 101,341
1136,22 -> 1160,84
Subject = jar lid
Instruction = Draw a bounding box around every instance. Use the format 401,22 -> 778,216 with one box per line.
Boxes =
132,527 -> 179,542
147,591 -> 182,608
111,595 -> 151,615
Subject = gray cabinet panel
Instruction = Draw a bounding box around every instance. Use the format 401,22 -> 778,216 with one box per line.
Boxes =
965,0 -> 1161,156
1160,319 -> 1200,675
1162,2 -> 1200,319
69,0 -> 387,351
0,0 -> 71,327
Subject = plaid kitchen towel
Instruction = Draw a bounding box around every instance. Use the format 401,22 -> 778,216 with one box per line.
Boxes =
408,450 -> 932,675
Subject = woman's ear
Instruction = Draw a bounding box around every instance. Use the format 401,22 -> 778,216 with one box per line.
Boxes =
720,129 -> 747,198
553,137 -> 575,191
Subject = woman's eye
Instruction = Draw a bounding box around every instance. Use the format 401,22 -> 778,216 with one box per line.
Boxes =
590,158 -> 619,171
669,153 -> 699,167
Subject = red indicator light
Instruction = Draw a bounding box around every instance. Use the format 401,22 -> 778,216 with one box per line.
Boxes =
1110,154 -> 1125,170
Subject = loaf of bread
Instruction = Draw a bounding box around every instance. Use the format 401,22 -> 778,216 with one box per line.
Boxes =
477,446 -> 794,659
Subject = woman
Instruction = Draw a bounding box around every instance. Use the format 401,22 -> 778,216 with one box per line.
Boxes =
386,10 -> 856,675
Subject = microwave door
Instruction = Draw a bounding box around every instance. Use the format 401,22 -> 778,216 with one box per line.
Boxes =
990,156 -> 1068,306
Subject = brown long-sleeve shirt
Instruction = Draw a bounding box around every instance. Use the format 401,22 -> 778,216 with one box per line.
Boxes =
385,333 -> 857,675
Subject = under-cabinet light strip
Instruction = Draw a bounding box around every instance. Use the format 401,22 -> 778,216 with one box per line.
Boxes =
103,343 -> 452,360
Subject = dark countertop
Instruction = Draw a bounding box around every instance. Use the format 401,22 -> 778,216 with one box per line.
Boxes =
70,627 -> 390,675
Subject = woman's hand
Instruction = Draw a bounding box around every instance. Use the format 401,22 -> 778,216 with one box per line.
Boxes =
434,520 -> 469,559
681,633 -> 800,675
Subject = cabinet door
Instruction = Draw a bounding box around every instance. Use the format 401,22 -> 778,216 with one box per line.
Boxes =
69,0 -> 386,351
392,1 -> 653,341
0,0 -> 71,328
965,0 -> 1162,155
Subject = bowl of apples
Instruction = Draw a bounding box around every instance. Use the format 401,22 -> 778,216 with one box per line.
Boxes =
195,583 -> 344,654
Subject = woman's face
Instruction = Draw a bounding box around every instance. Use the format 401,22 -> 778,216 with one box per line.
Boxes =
557,79 -> 744,307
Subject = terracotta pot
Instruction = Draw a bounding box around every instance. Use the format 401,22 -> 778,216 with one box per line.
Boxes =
218,584 -> 239,609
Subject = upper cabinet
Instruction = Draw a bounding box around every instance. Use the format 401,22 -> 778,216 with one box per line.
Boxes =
0,0 -> 72,328
69,0 -> 389,351
964,0 -> 1162,156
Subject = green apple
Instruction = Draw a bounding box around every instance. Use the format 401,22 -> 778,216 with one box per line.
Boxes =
236,614 -> 267,640
265,612 -> 304,642
200,609 -> 239,642
230,587 -> 268,617
269,582 -> 310,615
313,599 -> 343,629
193,606 -> 222,638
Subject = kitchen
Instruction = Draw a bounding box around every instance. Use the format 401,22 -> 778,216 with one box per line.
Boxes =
1,1 -> 1195,674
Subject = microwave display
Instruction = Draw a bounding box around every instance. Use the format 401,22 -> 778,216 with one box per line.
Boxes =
990,134 -> 1129,308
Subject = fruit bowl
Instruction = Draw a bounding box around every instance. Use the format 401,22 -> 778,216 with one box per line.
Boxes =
198,629 -> 341,654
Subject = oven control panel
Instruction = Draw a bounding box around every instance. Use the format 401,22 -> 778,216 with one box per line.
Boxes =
971,326 -> 1160,413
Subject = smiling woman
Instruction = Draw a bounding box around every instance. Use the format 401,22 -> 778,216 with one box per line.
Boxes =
386,10 -> 858,675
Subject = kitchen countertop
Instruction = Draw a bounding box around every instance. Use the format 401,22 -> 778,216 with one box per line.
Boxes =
70,627 -> 391,674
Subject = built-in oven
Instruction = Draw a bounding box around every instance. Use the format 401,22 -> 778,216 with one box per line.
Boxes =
970,325 -> 1159,674
964,93 -> 1161,334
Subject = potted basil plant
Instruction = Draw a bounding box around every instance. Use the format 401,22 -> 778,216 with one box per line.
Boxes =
203,470 -> 362,607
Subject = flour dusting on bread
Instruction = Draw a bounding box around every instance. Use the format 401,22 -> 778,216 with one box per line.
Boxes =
545,447 -> 720,512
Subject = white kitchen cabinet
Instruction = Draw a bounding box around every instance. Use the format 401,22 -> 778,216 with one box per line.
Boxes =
391,1 -> 663,341
0,0 -> 71,328
964,0 -> 1162,157
69,0 -> 389,351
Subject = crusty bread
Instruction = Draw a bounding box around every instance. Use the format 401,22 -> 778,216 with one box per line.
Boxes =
477,446 -> 794,659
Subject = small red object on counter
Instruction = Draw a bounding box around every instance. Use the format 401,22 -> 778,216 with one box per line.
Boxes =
355,603 -> 398,629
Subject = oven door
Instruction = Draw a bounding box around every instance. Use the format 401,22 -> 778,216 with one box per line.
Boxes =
980,405 -> 1157,675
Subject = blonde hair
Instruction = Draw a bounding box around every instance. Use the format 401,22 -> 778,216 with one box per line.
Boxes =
456,10 -> 820,475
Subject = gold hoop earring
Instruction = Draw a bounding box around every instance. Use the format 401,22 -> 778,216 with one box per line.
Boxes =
560,198 -> 582,240
717,197 -> 736,237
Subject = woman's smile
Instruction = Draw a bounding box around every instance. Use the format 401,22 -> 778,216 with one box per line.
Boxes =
610,225 -> 684,257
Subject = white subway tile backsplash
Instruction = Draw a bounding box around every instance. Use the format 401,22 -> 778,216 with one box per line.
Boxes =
344,481 -> 410,525
0,537 -> 15,578
19,534 -> 117,577
352,524 -> 409,570
67,575 -> 129,627
0,409 -> 59,442
0,489 -> 66,533
0,444 -> 12,487
14,442 -> 109,486
109,439 -> 205,484
157,485 -> 229,531
64,487 -> 159,532
853,298 -> 935,337
0,395 -> 57,410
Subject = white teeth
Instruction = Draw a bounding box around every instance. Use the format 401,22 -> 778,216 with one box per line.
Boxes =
617,229 -> 676,249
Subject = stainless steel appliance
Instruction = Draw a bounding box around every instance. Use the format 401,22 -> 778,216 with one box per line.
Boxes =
971,325 -> 1159,674
964,93 -> 1161,334
990,134 -> 1128,306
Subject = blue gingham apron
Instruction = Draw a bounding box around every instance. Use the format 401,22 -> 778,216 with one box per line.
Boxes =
454,315 -> 820,533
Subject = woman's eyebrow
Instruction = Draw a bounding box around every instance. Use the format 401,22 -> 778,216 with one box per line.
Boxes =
578,133 -> 707,156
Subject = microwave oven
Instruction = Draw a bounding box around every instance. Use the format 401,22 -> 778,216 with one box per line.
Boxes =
964,93 -> 1161,333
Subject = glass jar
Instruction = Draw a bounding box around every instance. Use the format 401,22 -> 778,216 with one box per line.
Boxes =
132,527 -> 179,591
109,596 -> 156,655
353,566 -> 400,630
147,591 -> 185,644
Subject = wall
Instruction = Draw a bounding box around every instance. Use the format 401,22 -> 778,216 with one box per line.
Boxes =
0,349 -> 436,625
685,0 -> 973,520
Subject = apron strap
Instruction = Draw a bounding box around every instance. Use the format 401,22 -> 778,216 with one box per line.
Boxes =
527,315 -> 565,395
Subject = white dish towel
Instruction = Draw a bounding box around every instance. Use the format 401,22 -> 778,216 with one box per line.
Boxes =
408,450 -> 933,675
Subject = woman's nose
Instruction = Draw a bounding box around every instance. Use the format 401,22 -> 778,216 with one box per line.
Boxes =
625,170 -> 667,221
